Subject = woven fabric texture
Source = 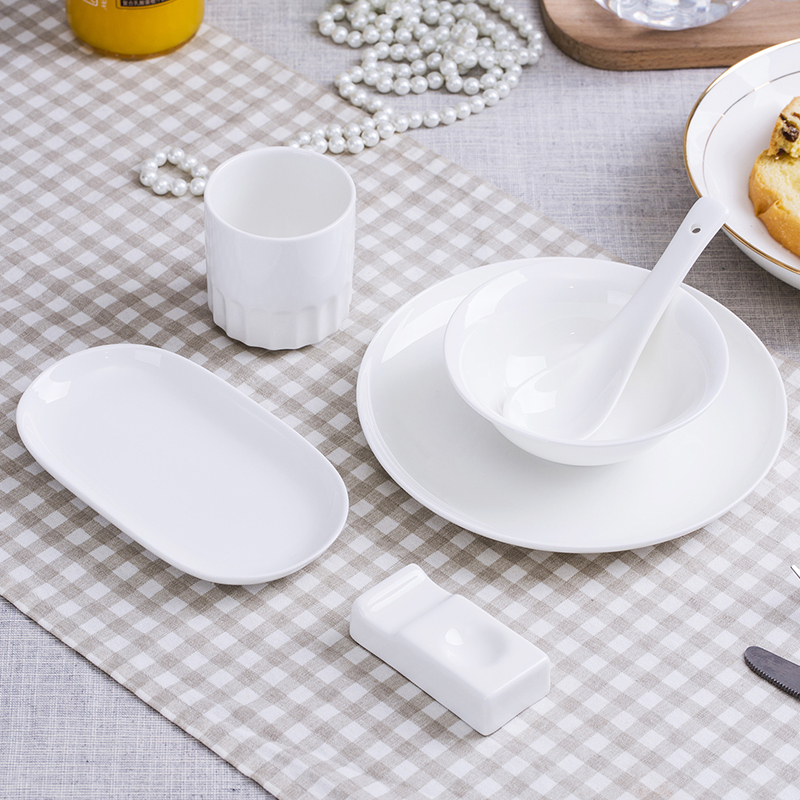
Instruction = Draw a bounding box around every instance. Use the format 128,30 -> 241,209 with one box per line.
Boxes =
2,2 -> 800,799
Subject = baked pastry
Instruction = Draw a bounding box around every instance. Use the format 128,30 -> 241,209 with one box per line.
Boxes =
749,151 -> 800,257
768,96 -> 800,158
749,97 -> 800,257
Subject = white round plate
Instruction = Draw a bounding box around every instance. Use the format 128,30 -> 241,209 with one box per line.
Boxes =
357,260 -> 786,553
684,37 -> 800,288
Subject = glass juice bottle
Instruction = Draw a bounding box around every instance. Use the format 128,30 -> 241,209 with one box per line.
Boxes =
66,0 -> 204,59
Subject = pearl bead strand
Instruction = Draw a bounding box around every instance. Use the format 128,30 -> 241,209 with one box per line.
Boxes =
139,147 -> 209,196
287,0 -> 543,154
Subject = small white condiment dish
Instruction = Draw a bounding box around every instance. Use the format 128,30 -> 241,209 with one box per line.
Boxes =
443,257 -> 729,466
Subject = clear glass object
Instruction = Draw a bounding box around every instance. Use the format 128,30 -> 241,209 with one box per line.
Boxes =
592,0 -> 753,30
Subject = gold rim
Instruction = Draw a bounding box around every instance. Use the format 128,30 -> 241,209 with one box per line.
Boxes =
683,38 -> 800,278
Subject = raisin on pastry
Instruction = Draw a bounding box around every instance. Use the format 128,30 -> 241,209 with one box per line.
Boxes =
768,96 -> 800,158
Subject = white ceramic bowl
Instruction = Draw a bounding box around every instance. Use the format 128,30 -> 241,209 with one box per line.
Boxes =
443,257 -> 729,466
684,38 -> 800,289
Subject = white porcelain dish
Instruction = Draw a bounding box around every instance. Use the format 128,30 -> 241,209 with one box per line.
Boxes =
357,260 -> 786,553
350,564 -> 550,736
684,38 -> 800,289
443,258 -> 729,466
16,345 -> 349,584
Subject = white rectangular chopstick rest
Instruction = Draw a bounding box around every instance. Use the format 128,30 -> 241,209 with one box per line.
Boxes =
349,564 -> 550,735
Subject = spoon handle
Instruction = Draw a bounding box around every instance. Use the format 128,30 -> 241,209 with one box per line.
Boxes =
613,196 -> 729,341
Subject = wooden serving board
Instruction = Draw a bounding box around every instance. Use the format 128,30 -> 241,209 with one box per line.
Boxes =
540,0 -> 800,70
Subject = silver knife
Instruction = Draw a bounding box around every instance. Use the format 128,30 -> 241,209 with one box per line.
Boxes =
744,646 -> 800,699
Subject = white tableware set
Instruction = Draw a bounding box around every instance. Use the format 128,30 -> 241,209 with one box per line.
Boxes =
18,147 -> 357,587
17,142 -> 788,584
357,254 -> 785,554
16,146 -> 558,736
9,8 -> 800,737
12,126 -> 791,734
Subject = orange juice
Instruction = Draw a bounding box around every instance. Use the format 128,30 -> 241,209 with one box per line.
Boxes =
65,0 -> 204,59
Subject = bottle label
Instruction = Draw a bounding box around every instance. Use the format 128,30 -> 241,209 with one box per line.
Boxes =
117,0 -> 174,6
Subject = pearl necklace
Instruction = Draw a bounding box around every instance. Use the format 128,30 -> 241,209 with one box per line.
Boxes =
287,0 -> 543,154
139,147 -> 209,196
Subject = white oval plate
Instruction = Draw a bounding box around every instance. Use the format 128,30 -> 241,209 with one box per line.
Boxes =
17,345 -> 349,584
357,260 -> 786,553
684,37 -> 800,288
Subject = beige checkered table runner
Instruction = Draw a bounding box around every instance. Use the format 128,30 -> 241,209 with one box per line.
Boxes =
3,1 -> 800,797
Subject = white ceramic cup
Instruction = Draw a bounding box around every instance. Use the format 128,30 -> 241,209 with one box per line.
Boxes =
203,147 -> 356,350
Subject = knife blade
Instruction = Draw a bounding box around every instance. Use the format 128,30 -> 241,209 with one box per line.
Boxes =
744,646 -> 800,699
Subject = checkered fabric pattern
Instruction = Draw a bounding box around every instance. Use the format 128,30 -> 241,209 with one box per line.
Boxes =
3,2 -> 800,798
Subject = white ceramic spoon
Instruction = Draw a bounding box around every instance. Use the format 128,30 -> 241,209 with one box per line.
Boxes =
503,196 -> 729,441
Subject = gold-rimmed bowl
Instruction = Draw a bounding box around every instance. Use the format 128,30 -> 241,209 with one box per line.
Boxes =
684,38 -> 800,289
